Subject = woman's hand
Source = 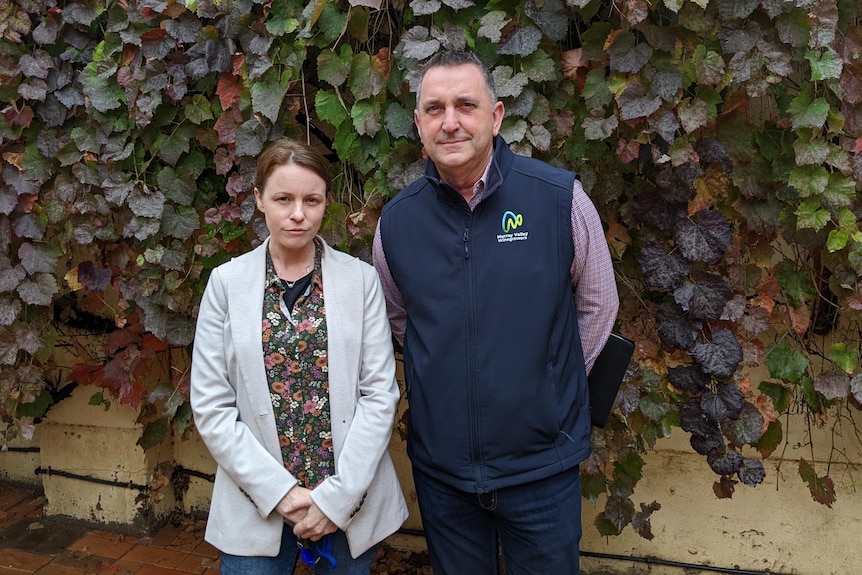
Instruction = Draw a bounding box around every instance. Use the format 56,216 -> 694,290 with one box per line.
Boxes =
292,501 -> 337,541
276,485 -> 312,526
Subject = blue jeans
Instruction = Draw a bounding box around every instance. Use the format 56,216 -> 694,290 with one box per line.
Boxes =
220,527 -> 374,575
412,465 -> 582,575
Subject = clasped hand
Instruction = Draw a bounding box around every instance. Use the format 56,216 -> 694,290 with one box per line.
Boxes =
276,485 -> 337,542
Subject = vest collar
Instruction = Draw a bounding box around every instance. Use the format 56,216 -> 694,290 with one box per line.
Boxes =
423,136 -> 514,203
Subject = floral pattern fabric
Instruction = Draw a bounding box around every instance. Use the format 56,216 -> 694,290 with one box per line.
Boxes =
262,242 -> 334,489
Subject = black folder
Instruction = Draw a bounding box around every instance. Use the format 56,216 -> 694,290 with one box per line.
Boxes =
588,332 -> 635,428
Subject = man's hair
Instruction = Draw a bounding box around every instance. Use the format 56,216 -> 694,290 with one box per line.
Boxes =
255,137 -> 332,194
416,51 -> 497,103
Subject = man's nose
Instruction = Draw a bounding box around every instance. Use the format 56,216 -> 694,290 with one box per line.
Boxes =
441,107 -> 459,132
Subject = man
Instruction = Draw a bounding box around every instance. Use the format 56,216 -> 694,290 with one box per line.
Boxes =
372,50 -> 619,574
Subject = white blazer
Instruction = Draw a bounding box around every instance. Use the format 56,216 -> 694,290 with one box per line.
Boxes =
190,238 -> 408,558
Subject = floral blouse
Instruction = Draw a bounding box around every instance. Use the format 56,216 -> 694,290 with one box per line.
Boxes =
261,241 -> 334,488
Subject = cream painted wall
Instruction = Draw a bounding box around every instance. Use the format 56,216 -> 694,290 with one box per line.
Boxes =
3,367 -> 860,574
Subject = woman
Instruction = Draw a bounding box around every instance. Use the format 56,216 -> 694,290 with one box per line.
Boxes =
191,137 -> 408,574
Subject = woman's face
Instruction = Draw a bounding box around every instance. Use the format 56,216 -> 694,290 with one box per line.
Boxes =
255,162 -> 327,255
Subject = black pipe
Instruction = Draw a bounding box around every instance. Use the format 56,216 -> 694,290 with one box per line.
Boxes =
174,466 -> 215,482
580,550 -> 789,574
3,447 -> 40,453
34,467 -> 148,492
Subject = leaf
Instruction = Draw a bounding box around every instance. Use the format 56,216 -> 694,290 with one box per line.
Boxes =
774,260 -> 815,307
318,46 -> 352,87
674,272 -> 733,321
674,210 -> 731,264
691,329 -> 742,379
477,11 -> 509,43
251,69 -> 289,123
813,371 -> 849,401
79,62 -> 124,113
613,450 -> 645,483
754,420 -> 783,458
707,449 -> 742,475
497,25 -> 542,56
18,274 -> 58,306
655,301 -> 700,350
582,115 -> 619,141
604,495 -> 635,532
798,459 -> 836,507
618,83 -> 662,120
492,66 -> 529,99
399,27 -> 441,61
828,343 -> 858,374
315,90 -> 348,129
138,418 -> 169,450
766,340 -> 809,382
758,381 -> 791,413
806,48 -> 843,80
700,383 -> 744,423
384,103 -> 414,139
580,472 -> 607,505
668,365 -> 709,394
608,32 -> 652,74
737,458 -> 765,487
162,206 -> 200,241
721,402 -> 765,446
349,52 -> 386,100
788,91 -> 829,129
410,0 -> 441,14
713,475 -> 737,498
351,100 -> 381,137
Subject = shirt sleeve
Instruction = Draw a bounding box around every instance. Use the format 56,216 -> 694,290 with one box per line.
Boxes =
372,224 -> 407,347
570,179 -> 620,373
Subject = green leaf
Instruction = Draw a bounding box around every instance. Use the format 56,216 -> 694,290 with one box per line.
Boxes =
251,69 -> 290,123
787,165 -> 828,198
315,90 -> 348,128
823,173 -> 856,208
384,102 -> 414,139
318,45 -> 352,87
184,94 -> 213,124
827,343 -> 857,374
351,100 -> 381,137
521,50 -> 557,82
162,206 -> 200,241
766,340 -> 809,382
795,198 -> 830,232
613,451 -> 645,483
798,459 -> 836,507
137,418 -> 169,450
582,115 -> 618,141
800,376 -> 822,411
594,513 -> 621,536
15,389 -> 53,419
827,229 -> 848,252
349,53 -> 385,100
581,472 -> 607,505
79,62 -> 124,113
582,69 -> 613,110
754,420 -> 783,458
788,92 -> 829,129
266,0 -> 300,35
805,48 -> 843,80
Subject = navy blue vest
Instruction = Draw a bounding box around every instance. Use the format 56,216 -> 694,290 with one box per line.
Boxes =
380,137 -> 590,493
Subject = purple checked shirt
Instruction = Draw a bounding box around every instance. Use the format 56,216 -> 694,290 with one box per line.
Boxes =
372,168 -> 619,373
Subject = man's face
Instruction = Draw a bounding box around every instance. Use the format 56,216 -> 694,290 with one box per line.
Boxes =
414,63 -> 504,185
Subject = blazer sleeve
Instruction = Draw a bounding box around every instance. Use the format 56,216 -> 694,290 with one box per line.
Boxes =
190,265 -> 297,518
309,264 -> 400,528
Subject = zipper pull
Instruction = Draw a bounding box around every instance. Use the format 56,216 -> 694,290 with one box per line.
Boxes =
463,228 -> 470,259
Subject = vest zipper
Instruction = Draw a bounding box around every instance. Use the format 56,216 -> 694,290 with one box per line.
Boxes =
463,228 -> 470,259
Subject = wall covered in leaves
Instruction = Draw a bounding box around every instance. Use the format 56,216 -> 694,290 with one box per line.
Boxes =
1,0 -> 861,537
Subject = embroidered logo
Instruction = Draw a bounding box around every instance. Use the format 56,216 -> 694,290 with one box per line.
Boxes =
497,211 -> 529,243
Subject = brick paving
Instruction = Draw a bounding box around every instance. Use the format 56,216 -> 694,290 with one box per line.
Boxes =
0,482 -> 219,575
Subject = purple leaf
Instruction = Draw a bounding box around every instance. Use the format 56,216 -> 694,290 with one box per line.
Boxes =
721,402 -> 765,446
656,301 -> 700,350
675,271 -> 733,320
691,329 -> 742,378
737,458 -> 765,487
707,448 -> 743,475
632,187 -> 687,232
604,495 -> 635,532
638,241 -> 690,291
668,365 -> 709,394
813,371 -> 850,401
608,32 -> 652,73
674,209 -> 732,265
77,261 -> 111,292
497,25 -> 542,56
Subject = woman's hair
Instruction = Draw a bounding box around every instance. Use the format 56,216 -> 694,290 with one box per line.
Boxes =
416,50 -> 497,103
255,138 -> 332,194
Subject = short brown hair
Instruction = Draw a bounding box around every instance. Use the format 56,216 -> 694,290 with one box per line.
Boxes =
416,51 -> 497,103
255,138 -> 332,194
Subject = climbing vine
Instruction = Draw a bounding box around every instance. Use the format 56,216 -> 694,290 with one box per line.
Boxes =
1,0 -> 860,537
